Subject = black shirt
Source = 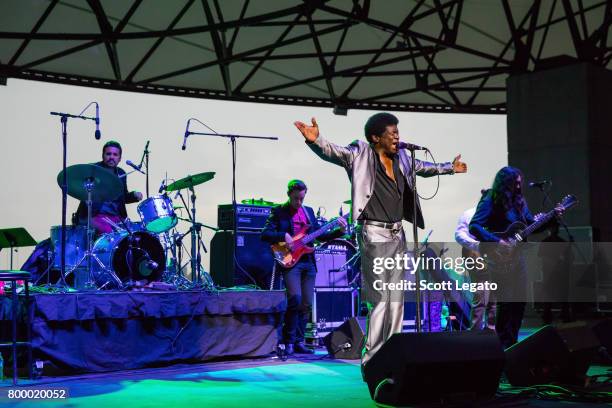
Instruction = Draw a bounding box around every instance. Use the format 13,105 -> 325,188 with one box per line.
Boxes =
469,192 -> 535,242
361,150 -> 404,222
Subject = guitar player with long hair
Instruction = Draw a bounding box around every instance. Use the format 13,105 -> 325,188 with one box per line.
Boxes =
261,179 -> 346,355
469,166 -> 564,348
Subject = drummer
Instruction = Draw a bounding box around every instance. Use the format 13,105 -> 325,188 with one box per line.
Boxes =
74,141 -> 143,234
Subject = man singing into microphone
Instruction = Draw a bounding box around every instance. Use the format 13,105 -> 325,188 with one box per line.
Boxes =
294,112 -> 467,372
75,141 -> 143,234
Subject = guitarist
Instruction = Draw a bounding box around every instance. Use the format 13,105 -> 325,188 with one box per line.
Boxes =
261,179 -> 346,355
469,166 -> 564,348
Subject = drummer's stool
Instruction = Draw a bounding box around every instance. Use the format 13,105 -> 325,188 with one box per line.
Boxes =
0,271 -> 32,384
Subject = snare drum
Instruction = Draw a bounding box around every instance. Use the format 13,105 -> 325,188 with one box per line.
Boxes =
137,195 -> 177,233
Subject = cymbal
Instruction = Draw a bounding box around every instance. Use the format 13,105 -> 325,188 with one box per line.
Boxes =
241,198 -> 276,206
57,164 -> 123,202
343,199 -> 352,204
165,172 -> 215,192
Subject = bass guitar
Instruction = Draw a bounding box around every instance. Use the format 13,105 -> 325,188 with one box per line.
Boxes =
271,213 -> 349,268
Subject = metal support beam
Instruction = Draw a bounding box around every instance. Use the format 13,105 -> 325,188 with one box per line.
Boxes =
202,0 -> 231,95
8,0 -> 58,66
139,21 -> 353,84
88,0 -> 122,81
125,0 -> 195,83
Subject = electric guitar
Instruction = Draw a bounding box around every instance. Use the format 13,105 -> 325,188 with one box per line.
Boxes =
271,213 -> 349,268
487,194 -> 577,261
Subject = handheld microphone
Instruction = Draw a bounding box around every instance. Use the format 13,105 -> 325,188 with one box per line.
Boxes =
528,180 -> 550,188
94,102 -> 101,140
398,141 -> 427,151
181,119 -> 191,151
126,160 -> 145,174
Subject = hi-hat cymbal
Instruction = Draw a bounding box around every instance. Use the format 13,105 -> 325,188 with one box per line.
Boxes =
57,164 -> 123,202
343,199 -> 352,205
165,172 -> 215,192
241,198 -> 276,206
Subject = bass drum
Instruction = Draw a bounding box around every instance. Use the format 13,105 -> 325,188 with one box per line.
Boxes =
92,231 -> 165,289
314,239 -> 360,287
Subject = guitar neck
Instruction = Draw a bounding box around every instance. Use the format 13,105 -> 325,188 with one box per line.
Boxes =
301,215 -> 347,245
520,210 -> 554,239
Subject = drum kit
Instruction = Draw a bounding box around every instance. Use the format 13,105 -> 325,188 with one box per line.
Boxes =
50,163 -> 216,290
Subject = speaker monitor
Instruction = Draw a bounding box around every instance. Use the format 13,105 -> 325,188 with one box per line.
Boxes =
363,330 -> 505,405
591,318 -> 612,364
591,318 -> 612,351
210,230 -> 276,289
504,322 -> 600,386
322,317 -> 365,360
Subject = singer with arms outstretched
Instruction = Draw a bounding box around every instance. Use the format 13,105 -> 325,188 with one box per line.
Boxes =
294,113 -> 467,373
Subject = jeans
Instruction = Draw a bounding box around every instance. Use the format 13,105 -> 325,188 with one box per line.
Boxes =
469,269 -> 497,331
489,259 -> 527,348
281,256 -> 317,344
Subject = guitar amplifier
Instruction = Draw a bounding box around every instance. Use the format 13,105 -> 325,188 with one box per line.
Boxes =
312,287 -> 359,335
217,204 -> 272,231
210,229 -> 280,289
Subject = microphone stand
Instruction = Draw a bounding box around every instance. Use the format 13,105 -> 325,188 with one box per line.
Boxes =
184,128 -> 278,287
173,188 -> 216,288
136,141 -> 150,199
50,110 -> 97,289
534,183 -> 587,264
407,146 -> 422,332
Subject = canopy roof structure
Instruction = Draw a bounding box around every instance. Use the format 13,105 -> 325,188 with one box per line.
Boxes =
1,0 -> 611,114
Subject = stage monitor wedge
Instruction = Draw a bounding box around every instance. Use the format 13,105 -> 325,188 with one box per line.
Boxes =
363,330 -> 504,405
505,322 -> 600,386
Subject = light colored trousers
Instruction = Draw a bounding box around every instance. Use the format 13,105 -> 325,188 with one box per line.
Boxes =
357,223 -> 407,366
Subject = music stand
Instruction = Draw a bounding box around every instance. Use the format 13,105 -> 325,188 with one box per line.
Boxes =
0,228 -> 37,270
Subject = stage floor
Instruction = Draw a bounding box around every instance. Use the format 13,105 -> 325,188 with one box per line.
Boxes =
0,351 -> 610,408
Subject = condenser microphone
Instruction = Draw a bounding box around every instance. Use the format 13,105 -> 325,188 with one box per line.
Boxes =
94,102 -> 101,140
181,119 -> 191,151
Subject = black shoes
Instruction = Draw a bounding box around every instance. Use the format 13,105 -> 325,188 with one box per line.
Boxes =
280,342 -> 314,356
293,342 -> 314,354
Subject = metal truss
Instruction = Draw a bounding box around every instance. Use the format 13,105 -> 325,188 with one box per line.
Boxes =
0,0 -> 611,114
